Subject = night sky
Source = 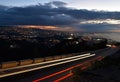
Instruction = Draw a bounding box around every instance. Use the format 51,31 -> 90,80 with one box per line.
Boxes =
0,0 -> 120,32
0,0 -> 120,11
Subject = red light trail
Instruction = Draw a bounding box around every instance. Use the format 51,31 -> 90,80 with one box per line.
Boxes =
33,56 -> 103,82
32,63 -> 82,82
54,73 -> 73,82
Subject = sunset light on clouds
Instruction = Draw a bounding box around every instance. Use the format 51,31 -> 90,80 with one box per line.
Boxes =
19,25 -> 82,32
0,0 -> 120,32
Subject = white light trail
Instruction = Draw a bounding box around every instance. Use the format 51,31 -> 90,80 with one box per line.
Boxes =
0,53 -> 95,78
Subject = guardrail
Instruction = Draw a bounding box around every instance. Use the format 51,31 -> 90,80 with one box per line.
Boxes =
0,54 -> 76,69
0,48 -> 110,69
0,53 -> 95,78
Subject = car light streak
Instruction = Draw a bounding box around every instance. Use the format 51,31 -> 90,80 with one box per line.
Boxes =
1,53 -> 91,71
0,54 -> 94,78
54,73 -> 73,82
32,54 -> 95,82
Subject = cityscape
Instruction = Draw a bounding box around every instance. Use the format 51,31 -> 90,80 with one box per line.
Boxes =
0,0 -> 120,82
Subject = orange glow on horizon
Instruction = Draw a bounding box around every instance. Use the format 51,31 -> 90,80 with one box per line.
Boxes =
109,29 -> 120,32
20,25 -> 57,29
18,25 -> 82,31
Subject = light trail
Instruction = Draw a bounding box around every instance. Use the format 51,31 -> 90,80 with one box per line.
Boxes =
32,64 -> 81,82
1,53 -> 91,71
32,54 -> 95,82
54,73 -> 73,82
0,54 -> 94,78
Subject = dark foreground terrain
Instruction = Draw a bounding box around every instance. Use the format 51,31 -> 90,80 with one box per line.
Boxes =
71,47 -> 120,82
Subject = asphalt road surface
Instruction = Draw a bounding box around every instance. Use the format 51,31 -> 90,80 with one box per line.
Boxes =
0,47 -> 119,82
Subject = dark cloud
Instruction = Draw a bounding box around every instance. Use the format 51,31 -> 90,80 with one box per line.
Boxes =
0,1 -> 78,25
44,1 -> 67,8
0,5 -> 8,11
0,1 -> 120,32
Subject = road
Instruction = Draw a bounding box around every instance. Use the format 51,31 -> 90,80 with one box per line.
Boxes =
0,47 -> 119,82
